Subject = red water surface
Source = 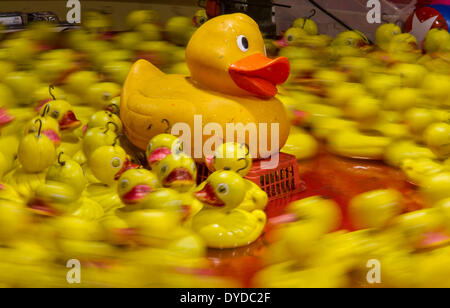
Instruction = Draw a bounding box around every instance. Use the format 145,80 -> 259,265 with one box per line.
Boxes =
207,149 -> 427,287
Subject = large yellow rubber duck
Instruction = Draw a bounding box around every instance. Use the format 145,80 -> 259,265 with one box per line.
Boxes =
121,14 -> 290,159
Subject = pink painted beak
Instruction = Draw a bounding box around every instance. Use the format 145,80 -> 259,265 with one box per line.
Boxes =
148,147 -> 172,166
274,37 -> 289,48
0,108 -> 14,127
42,129 -> 61,146
122,184 -> 152,205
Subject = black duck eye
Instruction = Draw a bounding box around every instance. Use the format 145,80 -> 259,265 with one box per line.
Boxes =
111,157 -> 122,168
174,141 -> 184,154
237,35 -> 249,52
120,179 -> 129,189
217,183 -> 229,195
51,110 -> 60,119
199,17 -> 206,25
160,164 -> 168,174
287,35 -> 294,42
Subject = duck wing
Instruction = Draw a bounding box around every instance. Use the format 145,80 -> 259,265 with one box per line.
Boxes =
121,60 -> 198,150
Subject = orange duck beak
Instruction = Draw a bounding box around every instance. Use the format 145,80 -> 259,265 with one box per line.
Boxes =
59,111 -> 81,131
229,53 -> 290,98
194,183 -> 225,208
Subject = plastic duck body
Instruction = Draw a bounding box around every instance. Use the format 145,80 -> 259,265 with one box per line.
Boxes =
401,158 -> 448,186
121,14 -> 290,158
327,128 -> 392,160
192,170 -> 266,248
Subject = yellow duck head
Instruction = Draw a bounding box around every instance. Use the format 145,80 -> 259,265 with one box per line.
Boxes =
205,142 -> 252,176
117,168 -> 160,207
193,9 -> 208,27
86,110 -> 123,134
24,116 -> 61,146
332,30 -> 370,48
194,170 -> 246,210
40,99 -> 81,132
146,134 -> 183,168
18,123 -> 56,174
156,153 -> 197,192
89,144 -> 138,186
186,13 -> 290,98
375,23 -> 402,51
274,27 -> 308,48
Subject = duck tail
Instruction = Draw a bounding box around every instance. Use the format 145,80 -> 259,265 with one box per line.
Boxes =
121,59 -> 165,111
125,59 -> 165,85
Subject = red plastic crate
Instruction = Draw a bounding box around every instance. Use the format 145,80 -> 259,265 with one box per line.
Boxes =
196,152 -> 305,202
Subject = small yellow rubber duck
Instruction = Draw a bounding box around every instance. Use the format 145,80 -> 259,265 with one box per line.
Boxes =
29,152 -> 104,220
4,122 -> 56,200
204,142 -> 267,212
192,170 -> 266,249
121,13 -> 290,158
40,96 -> 83,158
86,144 -> 138,214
